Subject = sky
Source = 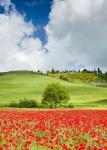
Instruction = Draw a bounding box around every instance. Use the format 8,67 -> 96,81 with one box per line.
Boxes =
0,0 -> 107,72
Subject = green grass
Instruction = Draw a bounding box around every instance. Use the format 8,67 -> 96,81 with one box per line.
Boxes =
0,72 -> 107,108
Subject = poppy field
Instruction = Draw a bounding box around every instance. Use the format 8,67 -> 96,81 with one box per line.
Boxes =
0,109 -> 107,150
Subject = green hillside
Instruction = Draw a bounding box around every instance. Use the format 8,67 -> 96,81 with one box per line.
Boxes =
0,71 -> 107,108
48,72 -> 107,87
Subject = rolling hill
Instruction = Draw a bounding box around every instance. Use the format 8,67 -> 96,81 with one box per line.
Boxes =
0,71 -> 107,108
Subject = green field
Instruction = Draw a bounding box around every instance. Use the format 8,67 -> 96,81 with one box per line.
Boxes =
0,72 -> 107,108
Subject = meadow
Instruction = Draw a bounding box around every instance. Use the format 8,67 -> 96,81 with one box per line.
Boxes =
0,71 -> 107,108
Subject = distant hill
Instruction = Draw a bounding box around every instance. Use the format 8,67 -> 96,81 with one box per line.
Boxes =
48,72 -> 107,87
0,70 -> 35,75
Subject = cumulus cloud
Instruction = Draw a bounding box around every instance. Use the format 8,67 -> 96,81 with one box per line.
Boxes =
45,0 -> 107,71
0,0 -> 45,72
0,0 -> 107,72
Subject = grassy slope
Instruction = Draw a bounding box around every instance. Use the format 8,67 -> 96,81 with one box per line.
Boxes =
49,72 -> 107,86
0,72 -> 107,108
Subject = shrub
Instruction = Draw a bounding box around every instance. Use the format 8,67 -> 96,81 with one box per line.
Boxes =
67,103 -> 74,108
42,83 -> 70,108
9,101 -> 18,107
9,99 -> 38,108
18,99 -> 38,108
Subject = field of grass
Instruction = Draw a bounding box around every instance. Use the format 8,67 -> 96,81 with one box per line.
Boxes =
0,72 -> 107,108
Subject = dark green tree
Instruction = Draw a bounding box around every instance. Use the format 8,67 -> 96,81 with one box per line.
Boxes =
98,68 -> 102,74
42,83 -> 70,108
37,70 -> 40,74
51,68 -> 55,74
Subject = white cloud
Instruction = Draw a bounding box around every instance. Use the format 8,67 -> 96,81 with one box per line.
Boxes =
0,0 -> 11,12
45,0 -> 107,71
0,0 -> 45,71
0,0 -> 107,72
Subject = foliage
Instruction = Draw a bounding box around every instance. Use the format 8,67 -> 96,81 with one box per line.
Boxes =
9,99 -> 38,108
66,103 -> 74,108
9,101 -> 18,107
18,99 -> 38,108
42,83 -> 70,108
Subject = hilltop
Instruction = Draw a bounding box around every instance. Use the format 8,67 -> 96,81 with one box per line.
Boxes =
47,69 -> 107,87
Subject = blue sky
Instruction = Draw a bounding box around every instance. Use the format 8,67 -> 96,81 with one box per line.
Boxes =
0,0 -> 107,71
12,0 -> 52,25
0,0 -> 52,44
11,0 -> 52,44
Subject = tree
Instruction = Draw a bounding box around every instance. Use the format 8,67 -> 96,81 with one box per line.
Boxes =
37,70 -> 40,74
82,69 -> 88,73
42,83 -> 70,108
97,68 -> 102,75
51,68 -> 55,74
